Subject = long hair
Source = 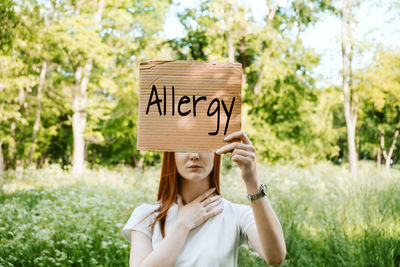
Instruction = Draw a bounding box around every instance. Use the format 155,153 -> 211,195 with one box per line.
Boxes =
149,151 -> 222,238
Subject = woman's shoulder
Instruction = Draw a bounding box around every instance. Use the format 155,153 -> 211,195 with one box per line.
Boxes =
132,201 -> 161,217
221,197 -> 252,213
220,197 -> 254,231
135,201 -> 160,208
221,197 -> 249,207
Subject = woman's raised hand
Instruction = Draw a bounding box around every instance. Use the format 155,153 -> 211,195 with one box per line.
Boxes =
176,187 -> 223,231
216,130 -> 258,186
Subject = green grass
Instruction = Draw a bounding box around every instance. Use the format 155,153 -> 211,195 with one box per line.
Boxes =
0,161 -> 399,266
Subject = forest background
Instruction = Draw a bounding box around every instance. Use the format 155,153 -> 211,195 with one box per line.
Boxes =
0,0 -> 399,172
0,0 -> 400,266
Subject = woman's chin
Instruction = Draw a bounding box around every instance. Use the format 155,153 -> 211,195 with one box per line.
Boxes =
181,173 -> 209,182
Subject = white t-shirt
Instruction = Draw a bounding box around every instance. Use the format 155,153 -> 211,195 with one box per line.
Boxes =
121,197 -> 256,267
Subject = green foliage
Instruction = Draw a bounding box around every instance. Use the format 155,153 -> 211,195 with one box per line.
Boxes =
357,48 -> 400,162
0,0 -> 172,170
245,59 -> 341,166
0,0 -> 399,170
0,0 -> 19,53
165,0 -> 342,167
274,0 -> 336,31
1,161 -> 399,266
168,29 -> 209,60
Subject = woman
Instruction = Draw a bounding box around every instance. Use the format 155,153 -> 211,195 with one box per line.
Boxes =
121,131 -> 286,266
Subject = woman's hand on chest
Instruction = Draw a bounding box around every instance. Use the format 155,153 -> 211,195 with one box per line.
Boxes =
176,187 -> 223,232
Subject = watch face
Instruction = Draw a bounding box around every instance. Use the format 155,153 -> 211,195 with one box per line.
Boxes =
261,184 -> 267,194
247,184 -> 267,200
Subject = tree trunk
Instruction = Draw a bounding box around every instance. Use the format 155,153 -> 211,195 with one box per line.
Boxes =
224,1 -> 234,63
71,0 -> 104,174
0,141 -> 4,175
16,159 -> 23,178
377,147 -> 381,167
131,152 -> 137,168
29,60 -> 47,167
238,38 -> 248,89
267,0 -> 280,22
72,60 -> 93,174
137,150 -> 145,169
254,68 -> 264,95
72,65 -> 85,174
385,118 -> 400,169
386,131 -> 400,168
294,1 -> 303,30
253,1 -> 279,95
341,0 -> 357,177
40,155 -> 44,168
8,120 -> 16,169
345,117 -> 357,175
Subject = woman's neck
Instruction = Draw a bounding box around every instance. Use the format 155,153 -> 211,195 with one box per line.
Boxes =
180,177 -> 211,205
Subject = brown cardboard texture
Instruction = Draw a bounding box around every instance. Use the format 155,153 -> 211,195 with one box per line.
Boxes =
138,60 -> 242,152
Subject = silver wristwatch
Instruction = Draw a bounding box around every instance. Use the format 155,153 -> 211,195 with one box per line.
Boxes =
247,183 -> 267,201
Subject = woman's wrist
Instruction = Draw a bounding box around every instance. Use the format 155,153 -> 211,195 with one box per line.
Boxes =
175,218 -> 192,233
245,179 -> 262,195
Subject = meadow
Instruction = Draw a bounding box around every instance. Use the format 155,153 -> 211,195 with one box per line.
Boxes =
0,160 -> 399,266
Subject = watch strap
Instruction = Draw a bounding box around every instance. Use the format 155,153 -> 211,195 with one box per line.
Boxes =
247,183 -> 267,201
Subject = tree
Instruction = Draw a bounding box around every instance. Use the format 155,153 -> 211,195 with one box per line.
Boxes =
0,0 -> 173,172
341,0 -> 358,177
357,49 -> 400,169
71,0 -> 105,175
45,0 -> 172,173
168,0 -> 339,165
92,0 -> 172,168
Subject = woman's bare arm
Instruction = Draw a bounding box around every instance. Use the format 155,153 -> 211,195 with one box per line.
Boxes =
216,130 -> 286,264
131,219 -> 191,267
130,231 -> 152,267
245,186 -> 286,265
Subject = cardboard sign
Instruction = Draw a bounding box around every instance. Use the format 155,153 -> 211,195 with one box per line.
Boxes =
137,60 -> 242,152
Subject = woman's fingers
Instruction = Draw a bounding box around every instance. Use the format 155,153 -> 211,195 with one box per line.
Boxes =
205,205 -> 223,219
202,194 -> 221,207
196,187 -> 217,203
216,142 -> 255,155
176,189 -> 223,231
223,130 -> 252,145
231,149 -> 254,159
204,197 -> 222,212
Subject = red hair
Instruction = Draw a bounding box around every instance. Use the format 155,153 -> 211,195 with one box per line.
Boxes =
149,151 -> 222,238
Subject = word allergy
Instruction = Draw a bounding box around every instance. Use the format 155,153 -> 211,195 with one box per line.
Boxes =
145,85 -> 236,136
